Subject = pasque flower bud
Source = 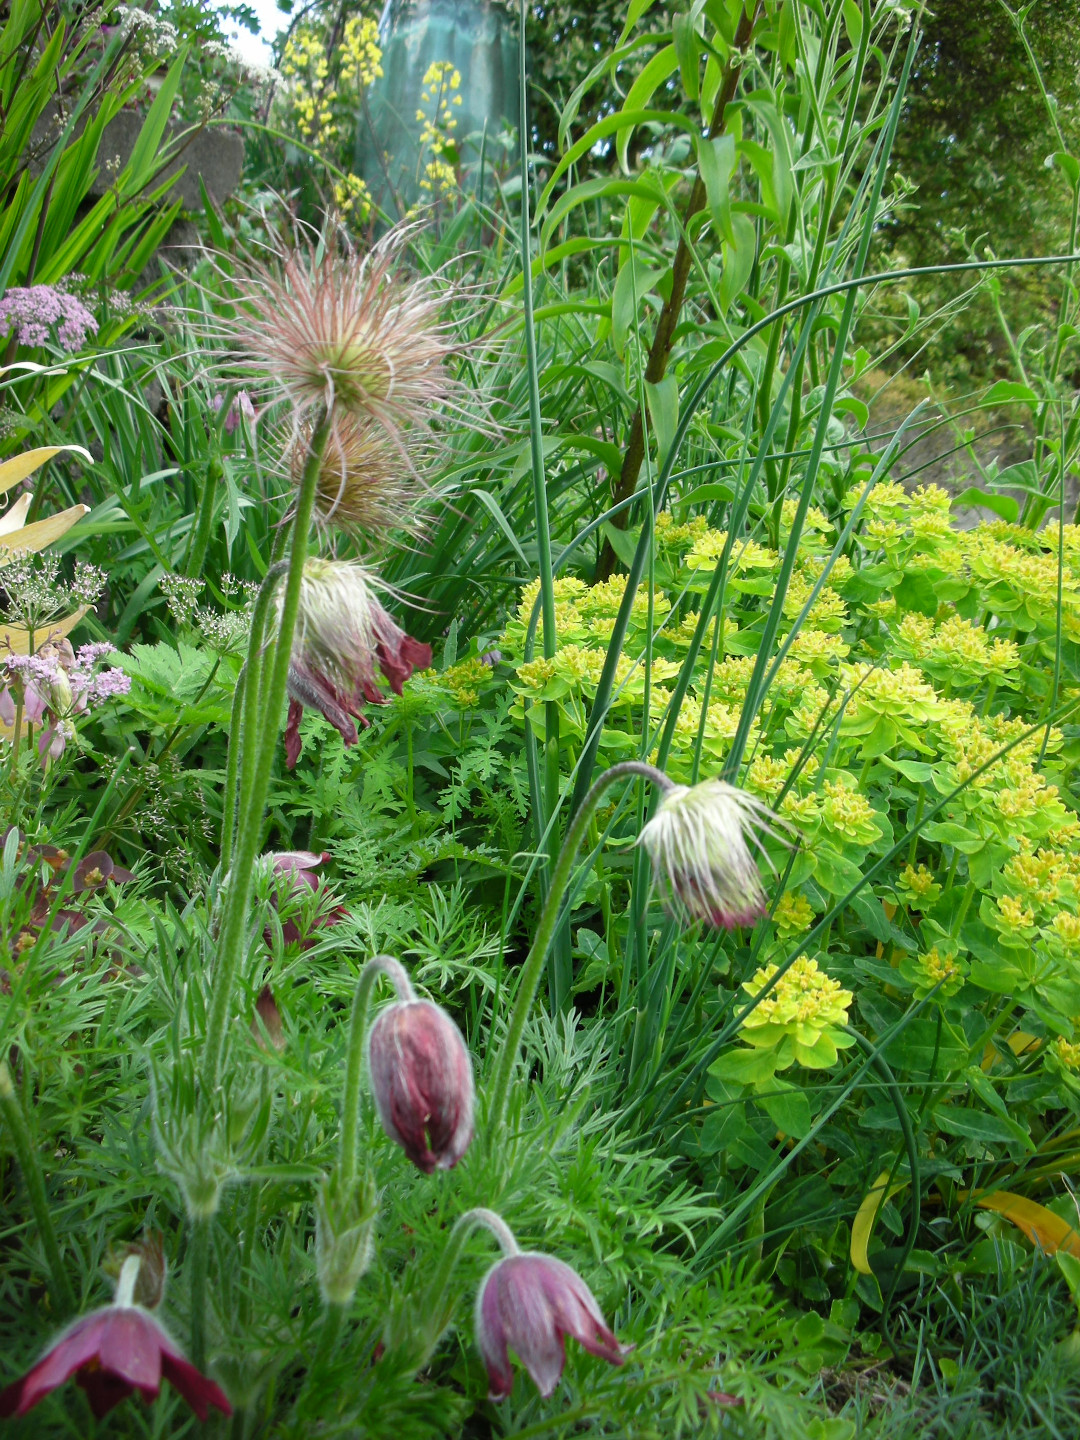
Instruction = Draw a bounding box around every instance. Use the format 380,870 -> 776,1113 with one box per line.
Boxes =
475,1252 -> 629,1399
367,999 -> 473,1173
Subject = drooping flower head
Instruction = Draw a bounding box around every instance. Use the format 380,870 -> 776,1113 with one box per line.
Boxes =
260,848 -> 345,948
0,1254 -> 230,1421
218,226 -> 457,442
280,558 -> 431,767
637,778 -> 793,930
367,996 -> 474,1173
475,1252 -> 630,1399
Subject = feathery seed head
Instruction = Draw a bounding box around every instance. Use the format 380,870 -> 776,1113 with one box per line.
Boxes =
638,778 -> 793,930
222,226 -> 456,439
285,411 -> 426,543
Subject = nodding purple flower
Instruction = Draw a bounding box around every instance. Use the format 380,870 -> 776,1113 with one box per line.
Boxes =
212,390 -> 256,434
0,285 -> 97,353
637,778 -> 794,931
261,849 -> 344,949
280,558 -> 431,768
366,998 -> 473,1173
0,1257 -> 230,1421
475,1252 -> 630,1399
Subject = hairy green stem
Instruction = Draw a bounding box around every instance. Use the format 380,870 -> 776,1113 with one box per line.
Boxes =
189,1216 -> 210,1368
424,1207 -> 519,1320
339,955 -> 413,1181
0,1060 -> 76,1314
203,414 -> 329,1093
488,761 -> 671,1131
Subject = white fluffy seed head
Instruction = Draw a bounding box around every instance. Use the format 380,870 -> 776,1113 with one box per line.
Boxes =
638,778 -> 793,930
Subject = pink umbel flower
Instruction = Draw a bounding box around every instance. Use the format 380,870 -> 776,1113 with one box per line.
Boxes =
367,997 -> 474,1173
0,285 -> 97,352
0,1256 -> 231,1421
475,1252 -> 630,1399
211,390 -> 256,434
217,226 -> 458,444
280,558 -> 431,767
0,640 -> 130,763
637,778 -> 793,930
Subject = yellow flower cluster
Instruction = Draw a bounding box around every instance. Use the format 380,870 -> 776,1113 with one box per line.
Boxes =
896,863 -> 941,910
894,612 -> 1019,686
911,946 -> 964,999
1055,1036 -> 1080,1072
440,657 -> 490,707
333,173 -> 372,221
339,16 -> 382,88
774,890 -> 815,935
738,957 -> 854,1069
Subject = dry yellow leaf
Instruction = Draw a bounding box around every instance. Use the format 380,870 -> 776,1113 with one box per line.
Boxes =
0,503 -> 89,555
850,1169 -> 909,1275
965,1189 -> 1080,1257
0,446 -> 92,497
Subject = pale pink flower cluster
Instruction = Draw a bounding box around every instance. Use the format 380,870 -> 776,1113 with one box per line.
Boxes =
0,640 -> 131,761
0,285 -> 98,352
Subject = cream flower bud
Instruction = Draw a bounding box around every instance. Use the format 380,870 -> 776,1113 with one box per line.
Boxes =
638,778 -> 793,930
366,999 -> 473,1173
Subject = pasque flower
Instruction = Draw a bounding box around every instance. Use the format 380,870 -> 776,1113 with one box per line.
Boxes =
261,848 -> 344,948
638,777 -> 793,930
280,558 -> 431,767
476,1252 -> 629,1399
367,995 -> 473,1173
0,1255 -> 230,1421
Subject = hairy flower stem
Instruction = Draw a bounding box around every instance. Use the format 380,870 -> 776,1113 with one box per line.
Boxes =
203,415 -> 330,1094
424,1207 -> 519,1320
339,955 -> 413,1181
221,562 -> 289,871
0,1060 -> 76,1314
189,1217 -> 210,1368
487,761 -> 671,1132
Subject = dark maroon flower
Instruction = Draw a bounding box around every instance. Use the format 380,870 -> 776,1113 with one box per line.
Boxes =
281,558 -> 431,768
0,1302 -> 231,1421
475,1252 -> 630,1399
367,999 -> 473,1173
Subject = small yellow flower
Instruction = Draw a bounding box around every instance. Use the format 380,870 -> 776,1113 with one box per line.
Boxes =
774,891 -> 815,936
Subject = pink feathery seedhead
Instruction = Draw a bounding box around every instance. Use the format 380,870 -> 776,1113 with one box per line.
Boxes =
366,998 -> 474,1173
220,227 -> 457,440
637,778 -> 794,931
281,558 -> 431,768
0,1297 -> 230,1421
286,409 -> 428,544
475,1253 -> 630,1400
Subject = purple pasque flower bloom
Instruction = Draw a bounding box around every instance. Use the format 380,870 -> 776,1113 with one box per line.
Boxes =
261,849 -> 344,949
211,390 -> 256,434
366,998 -> 473,1173
637,778 -> 793,931
475,1252 -> 630,1399
0,285 -> 97,352
0,1258 -> 231,1421
282,558 -> 431,768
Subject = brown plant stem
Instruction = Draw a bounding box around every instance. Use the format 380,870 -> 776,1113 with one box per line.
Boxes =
596,2 -> 760,580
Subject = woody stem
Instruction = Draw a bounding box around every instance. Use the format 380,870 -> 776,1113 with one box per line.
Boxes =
487,761 -> 671,1132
